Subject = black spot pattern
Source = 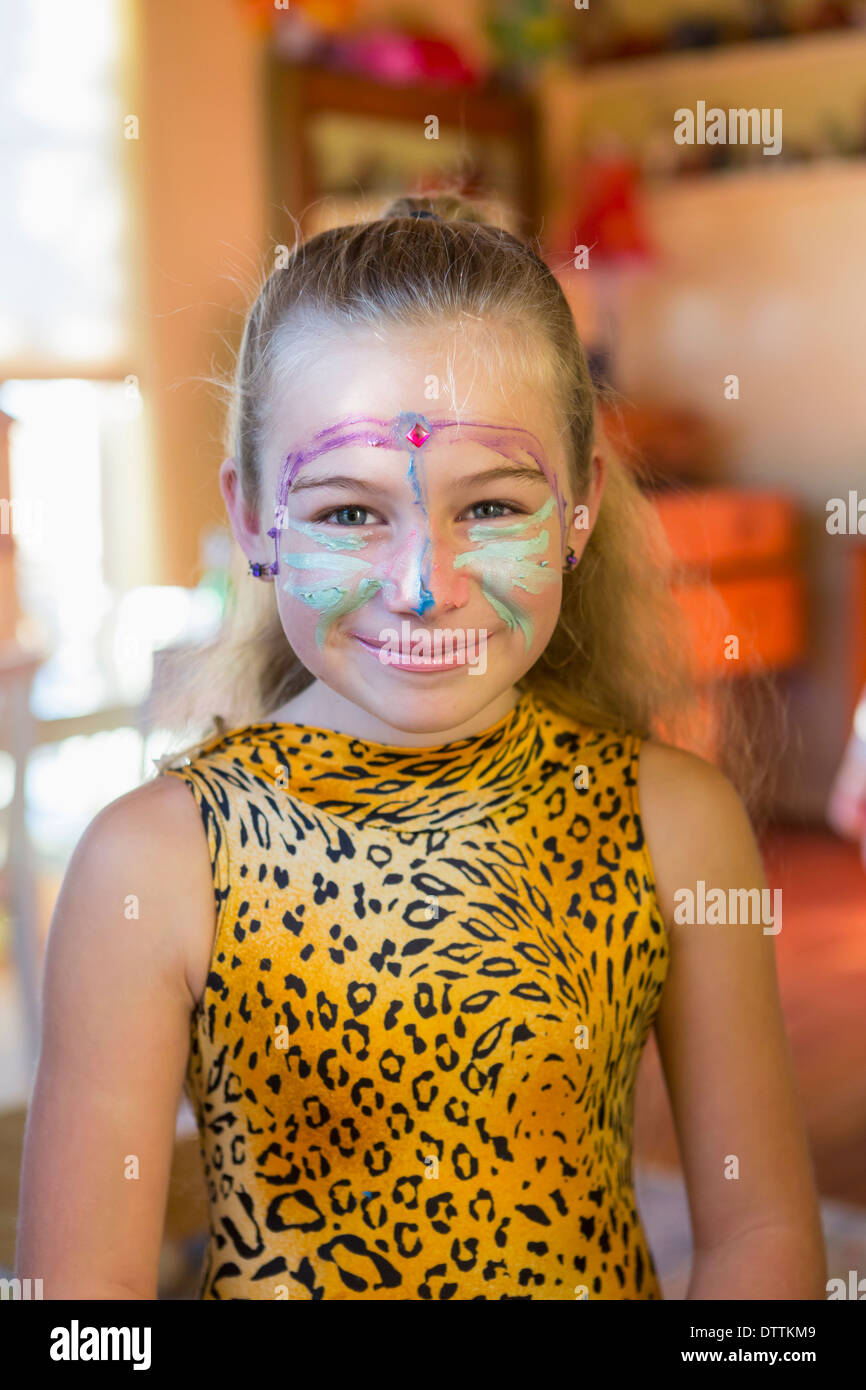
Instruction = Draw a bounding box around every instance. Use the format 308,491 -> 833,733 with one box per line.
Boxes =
161,692 -> 668,1299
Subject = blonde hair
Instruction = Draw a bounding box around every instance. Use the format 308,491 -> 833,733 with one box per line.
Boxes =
156,189 -> 780,818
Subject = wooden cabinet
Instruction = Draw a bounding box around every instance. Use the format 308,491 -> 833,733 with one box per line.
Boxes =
266,60 -> 541,240
653,487 -> 806,676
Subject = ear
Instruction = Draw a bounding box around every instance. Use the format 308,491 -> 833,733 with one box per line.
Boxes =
568,448 -> 606,563
219,456 -> 265,565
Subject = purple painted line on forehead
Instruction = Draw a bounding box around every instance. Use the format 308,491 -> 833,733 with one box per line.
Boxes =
277,418 -> 394,501
449,421 -> 568,541
274,415 -> 568,539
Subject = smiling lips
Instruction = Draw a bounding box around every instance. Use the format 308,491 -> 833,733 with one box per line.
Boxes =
352,631 -> 486,672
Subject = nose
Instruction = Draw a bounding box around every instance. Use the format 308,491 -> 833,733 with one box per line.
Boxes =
381,525 -> 470,617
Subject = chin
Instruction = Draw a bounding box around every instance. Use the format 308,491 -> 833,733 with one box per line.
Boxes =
289,618 -> 549,738
331,662 -> 520,740
369,675 -> 508,731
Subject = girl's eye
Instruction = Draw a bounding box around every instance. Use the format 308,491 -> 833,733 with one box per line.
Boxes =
466,500 -> 520,520
319,505 -> 374,526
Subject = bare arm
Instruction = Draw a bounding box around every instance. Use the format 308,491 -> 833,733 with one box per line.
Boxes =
15,774 -> 216,1299
638,740 -> 827,1300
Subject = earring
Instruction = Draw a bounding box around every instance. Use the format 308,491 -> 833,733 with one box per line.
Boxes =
249,526 -> 280,579
563,547 -> 578,571
248,559 -> 277,579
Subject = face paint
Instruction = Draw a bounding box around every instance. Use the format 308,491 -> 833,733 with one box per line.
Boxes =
280,546 -> 385,648
277,412 -> 438,645
272,413 -> 567,649
273,416 -> 568,544
453,495 -> 559,652
282,514 -> 371,551
278,514 -> 380,648
394,410 -> 435,617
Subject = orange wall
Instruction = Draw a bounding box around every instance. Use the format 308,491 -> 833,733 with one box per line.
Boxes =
134,0 -> 268,586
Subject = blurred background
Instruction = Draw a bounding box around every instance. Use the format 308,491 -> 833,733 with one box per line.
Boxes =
0,0 -> 864,1298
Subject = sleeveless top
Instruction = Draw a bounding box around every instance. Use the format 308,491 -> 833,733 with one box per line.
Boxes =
159,689 -> 669,1300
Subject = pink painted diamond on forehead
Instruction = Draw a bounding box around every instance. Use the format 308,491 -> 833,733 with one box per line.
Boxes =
405,421 -> 431,448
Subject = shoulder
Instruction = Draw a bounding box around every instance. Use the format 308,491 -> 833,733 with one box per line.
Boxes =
636,738 -> 746,826
57,775 -> 216,1008
635,738 -> 763,926
81,770 -> 210,858
68,773 -> 216,929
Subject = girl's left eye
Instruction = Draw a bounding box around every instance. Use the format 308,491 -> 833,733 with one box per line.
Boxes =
465,500 -> 519,520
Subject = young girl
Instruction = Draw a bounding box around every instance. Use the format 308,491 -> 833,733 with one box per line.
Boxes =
17,193 -> 826,1301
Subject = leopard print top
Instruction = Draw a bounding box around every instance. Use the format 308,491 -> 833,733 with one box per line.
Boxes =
160,689 -> 669,1299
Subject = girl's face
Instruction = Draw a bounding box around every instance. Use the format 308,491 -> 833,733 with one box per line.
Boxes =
223,325 -> 603,737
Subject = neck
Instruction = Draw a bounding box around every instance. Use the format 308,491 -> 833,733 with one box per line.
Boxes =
265,680 -> 523,745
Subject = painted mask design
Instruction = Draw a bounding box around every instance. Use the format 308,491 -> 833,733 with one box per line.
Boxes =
272,413 -> 566,651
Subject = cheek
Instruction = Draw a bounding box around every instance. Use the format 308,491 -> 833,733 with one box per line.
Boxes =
274,584 -> 325,654
276,536 -> 385,651
454,507 -> 561,599
454,543 -> 560,655
278,528 -> 373,606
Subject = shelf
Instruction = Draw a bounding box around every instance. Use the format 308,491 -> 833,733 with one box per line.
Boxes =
642,152 -> 866,189
579,23 -> 866,77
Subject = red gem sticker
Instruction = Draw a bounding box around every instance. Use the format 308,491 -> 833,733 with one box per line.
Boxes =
405,422 -> 431,448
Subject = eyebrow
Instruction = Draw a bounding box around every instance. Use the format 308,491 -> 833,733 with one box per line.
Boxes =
287,463 -> 548,496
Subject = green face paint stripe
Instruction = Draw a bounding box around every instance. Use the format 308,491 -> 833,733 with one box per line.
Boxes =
467,494 -> 555,540
282,516 -> 371,551
279,534 -> 383,647
281,550 -> 372,575
314,577 -> 384,648
456,498 -> 557,567
452,496 -> 559,649
281,572 -> 384,646
507,571 -> 560,598
456,530 -> 551,565
480,582 -> 534,652
282,583 -> 347,608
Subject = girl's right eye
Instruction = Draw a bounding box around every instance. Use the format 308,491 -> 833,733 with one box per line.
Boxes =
316,505 -> 378,526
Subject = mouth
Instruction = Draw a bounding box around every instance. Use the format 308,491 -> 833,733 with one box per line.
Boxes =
351,630 -> 490,673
